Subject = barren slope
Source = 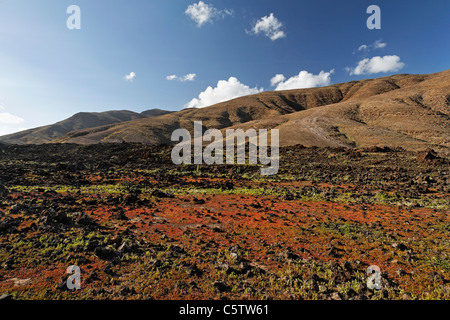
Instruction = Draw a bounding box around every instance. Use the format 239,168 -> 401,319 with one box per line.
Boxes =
227,102 -> 449,152
209,70 -> 450,153
0,109 -> 172,145
55,71 -> 449,149
4,70 -> 448,152
54,86 -> 350,144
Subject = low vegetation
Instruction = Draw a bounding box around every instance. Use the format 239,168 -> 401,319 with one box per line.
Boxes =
0,143 -> 448,300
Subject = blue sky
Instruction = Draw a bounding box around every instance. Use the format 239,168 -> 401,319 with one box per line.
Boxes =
0,0 -> 449,135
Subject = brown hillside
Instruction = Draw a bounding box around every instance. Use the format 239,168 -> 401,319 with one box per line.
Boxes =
54,70 -> 449,150
222,70 -> 450,153
0,109 -> 172,145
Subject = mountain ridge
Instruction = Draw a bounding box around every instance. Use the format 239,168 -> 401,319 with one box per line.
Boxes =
0,108 -> 173,145
1,70 -> 448,152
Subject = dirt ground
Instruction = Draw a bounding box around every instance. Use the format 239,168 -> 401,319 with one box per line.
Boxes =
0,143 -> 448,300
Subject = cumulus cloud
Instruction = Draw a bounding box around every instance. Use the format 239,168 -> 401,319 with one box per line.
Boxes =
248,13 -> 286,41
166,73 -> 197,82
271,70 -> 334,91
270,74 -> 286,87
349,55 -> 405,75
185,77 -> 263,108
0,112 -> 25,125
124,72 -> 136,82
185,1 -> 232,27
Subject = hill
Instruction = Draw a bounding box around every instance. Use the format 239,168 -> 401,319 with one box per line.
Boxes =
222,70 -> 450,153
1,70 -> 448,152
0,109 -> 173,145
55,70 -> 449,153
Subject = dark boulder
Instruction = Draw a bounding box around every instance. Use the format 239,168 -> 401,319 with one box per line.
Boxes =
417,148 -> 439,162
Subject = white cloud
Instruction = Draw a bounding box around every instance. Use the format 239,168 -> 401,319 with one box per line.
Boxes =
349,55 -> 405,75
0,112 -> 25,125
0,105 -> 26,136
124,72 -> 136,82
373,39 -> 387,49
248,13 -> 286,41
166,73 -> 197,82
0,125 -> 28,136
180,73 -> 197,82
185,1 -> 232,27
271,70 -> 334,91
357,39 -> 387,52
270,74 -> 286,87
185,77 -> 263,108
358,44 -> 368,52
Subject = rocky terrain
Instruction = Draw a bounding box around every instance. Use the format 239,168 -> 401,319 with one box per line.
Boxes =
0,143 -> 448,300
